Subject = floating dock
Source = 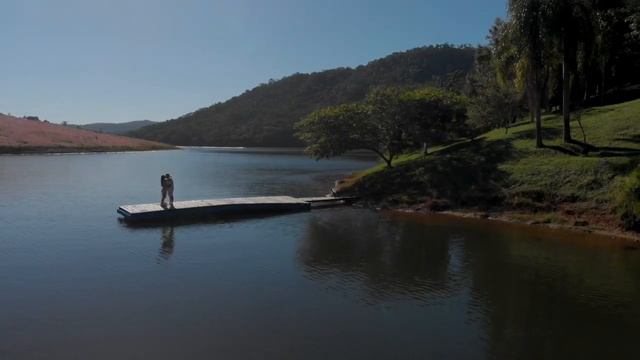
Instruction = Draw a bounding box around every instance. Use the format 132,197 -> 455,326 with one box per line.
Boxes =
117,196 -> 354,222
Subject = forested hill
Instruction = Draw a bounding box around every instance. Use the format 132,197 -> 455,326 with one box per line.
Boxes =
130,44 -> 476,147
80,120 -> 156,135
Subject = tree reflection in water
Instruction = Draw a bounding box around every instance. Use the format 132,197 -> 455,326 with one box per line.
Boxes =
298,209 -> 640,359
297,209 -> 467,305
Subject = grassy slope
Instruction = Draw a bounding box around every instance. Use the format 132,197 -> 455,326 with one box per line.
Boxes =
0,114 -> 173,153
344,99 -> 640,228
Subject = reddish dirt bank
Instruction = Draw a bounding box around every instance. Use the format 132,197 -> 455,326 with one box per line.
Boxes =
0,114 -> 173,153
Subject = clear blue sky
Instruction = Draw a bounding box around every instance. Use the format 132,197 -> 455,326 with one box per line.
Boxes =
1,0 -> 507,124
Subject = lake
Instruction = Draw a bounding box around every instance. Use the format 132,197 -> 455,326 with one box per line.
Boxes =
1,148 -> 639,359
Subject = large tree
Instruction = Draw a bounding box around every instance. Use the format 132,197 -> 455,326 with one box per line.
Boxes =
508,0 -> 554,148
467,46 -> 522,134
296,87 -> 468,167
399,87 -> 468,154
295,102 -> 405,168
546,0 -> 594,142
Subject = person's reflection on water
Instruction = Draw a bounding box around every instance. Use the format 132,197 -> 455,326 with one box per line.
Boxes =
157,226 -> 175,263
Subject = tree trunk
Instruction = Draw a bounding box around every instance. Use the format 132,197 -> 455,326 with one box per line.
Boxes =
535,103 -> 543,148
370,149 -> 393,168
543,67 -> 551,113
531,84 -> 544,148
562,57 -> 572,143
384,151 -> 394,168
527,91 -> 535,123
583,79 -> 589,104
542,88 -> 550,113
600,58 -> 606,106
422,142 -> 428,156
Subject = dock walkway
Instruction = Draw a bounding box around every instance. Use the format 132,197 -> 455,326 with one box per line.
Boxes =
117,195 -> 355,222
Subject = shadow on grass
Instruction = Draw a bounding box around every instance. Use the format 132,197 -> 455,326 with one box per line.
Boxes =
510,136 -> 640,158
579,107 -> 615,117
509,126 -> 562,142
351,139 -> 515,206
564,139 -> 640,157
505,120 -> 640,157
615,134 -> 640,145
542,144 -> 582,156
593,148 -> 640,157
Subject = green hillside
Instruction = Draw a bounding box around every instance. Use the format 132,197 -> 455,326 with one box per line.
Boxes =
130,44 -> 476,147
342,99 -> 640,230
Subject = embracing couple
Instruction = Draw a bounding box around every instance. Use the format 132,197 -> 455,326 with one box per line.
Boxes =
160,173 -> 175,209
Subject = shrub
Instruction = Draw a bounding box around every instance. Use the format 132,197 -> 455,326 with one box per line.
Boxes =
615,168 -> 640,231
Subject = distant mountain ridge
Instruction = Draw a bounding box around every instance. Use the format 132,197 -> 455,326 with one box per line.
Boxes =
130,44 -> 477,147
81,120 -> 156,134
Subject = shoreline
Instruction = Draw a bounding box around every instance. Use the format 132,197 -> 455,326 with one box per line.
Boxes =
381,204 -> 640,244
0,146 -> 177,155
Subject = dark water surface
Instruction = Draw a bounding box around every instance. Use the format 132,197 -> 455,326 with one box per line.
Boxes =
1,149 -> 639,359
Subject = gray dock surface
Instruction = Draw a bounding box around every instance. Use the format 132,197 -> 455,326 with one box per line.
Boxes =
117,196 -> 355,222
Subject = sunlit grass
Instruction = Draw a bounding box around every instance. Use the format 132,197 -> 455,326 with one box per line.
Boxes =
348,99 -> 640,211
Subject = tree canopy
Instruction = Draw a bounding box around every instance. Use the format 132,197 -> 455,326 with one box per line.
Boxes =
296,87 -> 468,167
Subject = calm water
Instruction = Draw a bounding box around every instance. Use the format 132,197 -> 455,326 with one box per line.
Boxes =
1,149 -> 639,359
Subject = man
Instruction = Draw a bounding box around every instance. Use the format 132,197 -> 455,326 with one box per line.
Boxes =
160,173 -> 175,209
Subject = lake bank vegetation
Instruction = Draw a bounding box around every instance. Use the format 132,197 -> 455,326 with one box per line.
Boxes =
296,0 -> 640,234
